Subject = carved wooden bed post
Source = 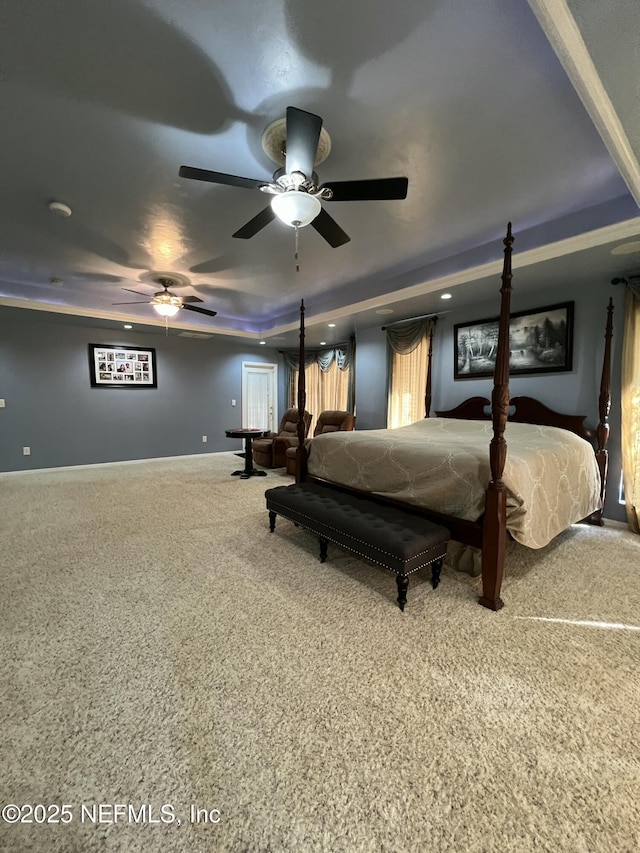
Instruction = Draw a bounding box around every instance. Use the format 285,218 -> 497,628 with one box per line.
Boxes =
424,321 -> 435,418
295,299 -> 308,484
590,297 -> 613,524
479,223 -> 513,611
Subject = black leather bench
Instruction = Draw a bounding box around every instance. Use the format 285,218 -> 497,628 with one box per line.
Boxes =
265,481 -> 450,611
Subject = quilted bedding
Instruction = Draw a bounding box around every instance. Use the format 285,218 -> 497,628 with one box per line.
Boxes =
306,417 -> 601,548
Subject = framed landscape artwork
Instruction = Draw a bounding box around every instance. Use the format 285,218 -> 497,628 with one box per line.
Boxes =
454,301 -> 574,380
88,344 -> 157,388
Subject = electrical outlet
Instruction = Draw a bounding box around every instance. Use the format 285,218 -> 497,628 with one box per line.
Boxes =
202,435 -> 207,443
23,446 -> 31,456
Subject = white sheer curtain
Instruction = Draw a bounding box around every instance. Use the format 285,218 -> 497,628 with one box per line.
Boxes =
388,337 -> 429,428
292,359 -> 350,435
621,284 -> 640,533
387,320 -> 434,428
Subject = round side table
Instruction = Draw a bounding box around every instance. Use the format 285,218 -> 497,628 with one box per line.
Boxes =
225,428 -> 270,479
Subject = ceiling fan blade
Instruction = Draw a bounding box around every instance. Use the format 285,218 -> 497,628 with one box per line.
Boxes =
311,208 -> 351,248
180,295 -> 204,304
112,301 -> 151,305
121,287 -> 152,297
285,106 -> 322,179
181,304 -> 218,318
179,165 -> 267,191
322,177 -> 408,201
232,205 -> 276,239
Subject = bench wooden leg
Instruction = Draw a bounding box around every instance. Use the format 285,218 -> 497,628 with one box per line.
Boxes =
268,510 -> 277,532
431,558 -> 443,589
319,537 -> 328,563
396,574 -> 409,612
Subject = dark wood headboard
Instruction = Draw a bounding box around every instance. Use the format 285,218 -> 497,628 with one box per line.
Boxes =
435,395 -> 593,442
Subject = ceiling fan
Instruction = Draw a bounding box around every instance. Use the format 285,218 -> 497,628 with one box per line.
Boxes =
179,106 -> 408,248
113,276 -> 217,319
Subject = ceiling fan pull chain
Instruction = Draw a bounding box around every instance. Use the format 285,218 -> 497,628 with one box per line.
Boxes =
294,221 -> 300,272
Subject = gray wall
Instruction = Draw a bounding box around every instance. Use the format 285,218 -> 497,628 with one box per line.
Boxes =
0,307 -> 282,471
354,282 -> 625,522
353,326 -> 389,431
2,284 -> 625,522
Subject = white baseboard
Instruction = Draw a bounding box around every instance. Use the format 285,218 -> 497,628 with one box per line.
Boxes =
0,451 -> 235,477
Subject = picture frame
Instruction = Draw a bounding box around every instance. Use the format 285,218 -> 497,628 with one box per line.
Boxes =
454,301 -> 574,379
88,344 -> 157,389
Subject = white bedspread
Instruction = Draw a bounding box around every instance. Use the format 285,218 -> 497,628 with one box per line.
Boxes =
306,418 -> 602,548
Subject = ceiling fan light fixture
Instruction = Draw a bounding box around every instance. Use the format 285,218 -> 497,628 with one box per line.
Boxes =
153,302 -> 180,317
271,190 -> 321,228
152,293 -> 182,318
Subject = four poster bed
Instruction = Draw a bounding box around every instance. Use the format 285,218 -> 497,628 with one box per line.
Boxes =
284,223 -> 613,611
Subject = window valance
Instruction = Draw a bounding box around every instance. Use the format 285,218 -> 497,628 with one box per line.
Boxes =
386,317 -> 436,355
282,336 -> 356,416
281,337 -> 355,372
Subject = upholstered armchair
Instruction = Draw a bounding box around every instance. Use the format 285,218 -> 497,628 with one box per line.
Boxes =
285,410 -> 356,475
252,408 -> 312,469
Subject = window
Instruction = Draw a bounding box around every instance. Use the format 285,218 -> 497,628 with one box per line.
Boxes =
291,359 -> 350,435
287,342 -> 355,436
386,318 -> 435,429
621,283 -> 640,532
388,334 -> 429,428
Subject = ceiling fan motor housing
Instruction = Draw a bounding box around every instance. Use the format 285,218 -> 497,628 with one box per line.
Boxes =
113,270 -> 218,318
178,105 -> 408,248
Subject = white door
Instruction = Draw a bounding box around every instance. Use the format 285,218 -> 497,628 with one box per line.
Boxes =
242,362 -> 278,431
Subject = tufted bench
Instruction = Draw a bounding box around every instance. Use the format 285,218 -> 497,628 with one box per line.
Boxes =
265,481 -> 450,611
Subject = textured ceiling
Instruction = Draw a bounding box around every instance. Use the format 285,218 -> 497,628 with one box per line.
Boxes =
0,0 -> 639,347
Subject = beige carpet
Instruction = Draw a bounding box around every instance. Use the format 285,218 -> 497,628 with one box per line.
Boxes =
1,453 -> 639,853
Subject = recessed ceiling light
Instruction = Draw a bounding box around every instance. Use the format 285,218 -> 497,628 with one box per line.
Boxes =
375,308 -> 394,315
611,240 -> 640,255
320,341 -> 326,345
440,292 -> 452,300
48,200 -> 72,217
328,323 -> 336,328
124,324 -> 132,330
259,341 -> 266,345
610,241 -> 640,255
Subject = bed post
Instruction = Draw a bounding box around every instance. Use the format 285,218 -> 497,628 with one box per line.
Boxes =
479,223 -> 513,611
425,321 -> 435,417
589,297 -> 613,525
295,299 -> 308,484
